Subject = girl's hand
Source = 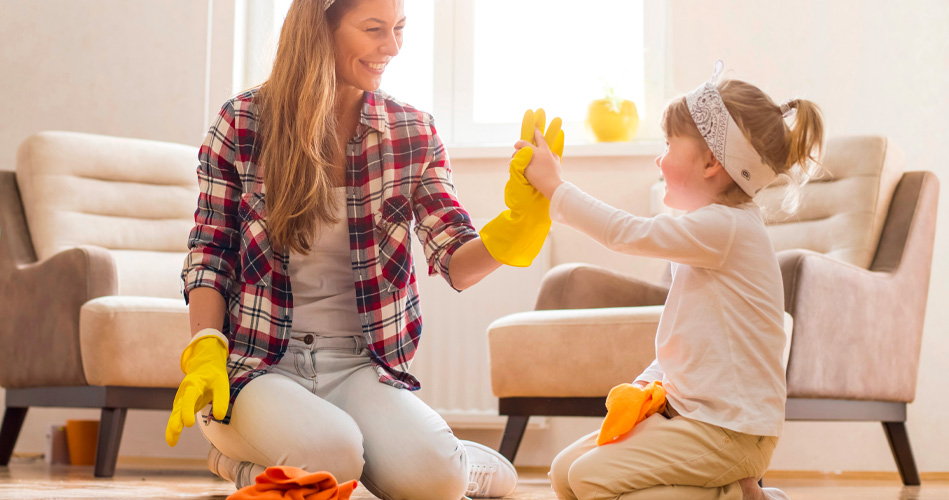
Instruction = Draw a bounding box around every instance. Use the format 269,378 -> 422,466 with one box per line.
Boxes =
515,128 -> 564,199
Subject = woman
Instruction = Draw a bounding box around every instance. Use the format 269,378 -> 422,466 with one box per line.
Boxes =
164,0 -> 552,498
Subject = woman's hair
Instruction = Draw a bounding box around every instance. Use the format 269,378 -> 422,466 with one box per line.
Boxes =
256,0 -> 354,254
660,80 -> 825,213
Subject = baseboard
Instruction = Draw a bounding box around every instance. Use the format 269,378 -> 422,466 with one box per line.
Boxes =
763,470 -> 948,481
513,466 -> 949,482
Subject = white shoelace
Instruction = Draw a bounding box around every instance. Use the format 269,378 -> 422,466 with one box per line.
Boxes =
466,463 -> 497,497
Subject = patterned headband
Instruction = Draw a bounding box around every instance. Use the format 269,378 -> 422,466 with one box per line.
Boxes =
685,61 -> 775,197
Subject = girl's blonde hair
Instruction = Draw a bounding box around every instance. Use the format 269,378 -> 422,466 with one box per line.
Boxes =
256,0 -> 353,254
661,80 -> 825,213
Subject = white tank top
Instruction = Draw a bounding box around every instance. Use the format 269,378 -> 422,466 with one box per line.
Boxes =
288,187 -> 362,337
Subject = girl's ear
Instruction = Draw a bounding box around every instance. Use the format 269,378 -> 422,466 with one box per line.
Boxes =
703,155 -> 725,179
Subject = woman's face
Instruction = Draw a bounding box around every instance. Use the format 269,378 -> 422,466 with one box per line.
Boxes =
333,0 -> 405,93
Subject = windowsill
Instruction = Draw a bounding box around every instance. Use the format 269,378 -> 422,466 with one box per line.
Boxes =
447,140 -> 664,160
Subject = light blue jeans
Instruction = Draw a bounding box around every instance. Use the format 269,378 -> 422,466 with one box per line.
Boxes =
200,334 -> 469,500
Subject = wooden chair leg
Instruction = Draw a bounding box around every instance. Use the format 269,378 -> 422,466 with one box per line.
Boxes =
498,416 -> 529,463
883,421 -> 920,486
94,407 -> 127,478
0,407 -> 28,466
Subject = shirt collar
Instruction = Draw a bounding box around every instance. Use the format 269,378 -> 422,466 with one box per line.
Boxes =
359,90 -> 389,134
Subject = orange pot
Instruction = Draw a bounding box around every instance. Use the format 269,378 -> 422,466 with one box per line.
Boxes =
65,420 -> 99,466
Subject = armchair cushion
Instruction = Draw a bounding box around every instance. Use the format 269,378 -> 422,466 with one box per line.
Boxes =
489,306 -> 793,399
489,306 -> 663,398
79,296 -> 191,387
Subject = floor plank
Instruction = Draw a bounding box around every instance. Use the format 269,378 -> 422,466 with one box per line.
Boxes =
0,456 -> 946,499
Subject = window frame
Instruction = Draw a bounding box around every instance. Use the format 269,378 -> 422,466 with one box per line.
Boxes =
442,0 -> 666,147
236,0 -> 668,148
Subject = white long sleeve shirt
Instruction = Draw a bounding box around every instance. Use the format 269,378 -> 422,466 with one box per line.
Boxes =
550,182 -> 788,437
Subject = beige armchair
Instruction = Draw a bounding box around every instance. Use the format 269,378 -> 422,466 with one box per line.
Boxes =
0,132 -> 196,476
487,136 -> 937,486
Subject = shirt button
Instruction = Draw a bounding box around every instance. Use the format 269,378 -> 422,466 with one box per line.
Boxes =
304,334 -> 314,345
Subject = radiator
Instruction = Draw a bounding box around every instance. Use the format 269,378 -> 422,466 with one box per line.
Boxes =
408,222 -> 551,429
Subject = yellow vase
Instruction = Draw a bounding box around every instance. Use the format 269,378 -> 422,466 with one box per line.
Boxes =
586,98 -> 640,142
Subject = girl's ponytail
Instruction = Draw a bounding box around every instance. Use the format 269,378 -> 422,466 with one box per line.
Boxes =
783,99 -> 824,177
713,80 -> 826,213
779,99 -> 825,213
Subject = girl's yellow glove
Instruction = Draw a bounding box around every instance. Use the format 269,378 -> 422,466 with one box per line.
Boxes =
597,380 -> 666,446
165,333 -> 230,447
480,109 -> 565,267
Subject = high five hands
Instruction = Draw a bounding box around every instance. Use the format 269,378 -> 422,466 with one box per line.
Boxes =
479,109 -> 565,267
514,109 -> 566,200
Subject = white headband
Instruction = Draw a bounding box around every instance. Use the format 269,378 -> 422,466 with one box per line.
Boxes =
686,61 -> 775,196
324,0 -> 336,9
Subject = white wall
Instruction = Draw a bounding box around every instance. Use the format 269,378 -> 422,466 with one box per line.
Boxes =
2,0 -> 947,475
0,0 -> 236,460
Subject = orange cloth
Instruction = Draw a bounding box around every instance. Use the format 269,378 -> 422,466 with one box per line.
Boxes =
597,381 -> 667,446
227,466 -> 358,500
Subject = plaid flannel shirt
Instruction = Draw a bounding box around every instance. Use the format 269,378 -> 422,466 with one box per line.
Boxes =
182,89 -> 477,423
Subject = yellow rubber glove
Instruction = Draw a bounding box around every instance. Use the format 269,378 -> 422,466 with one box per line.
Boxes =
480,109 -> 565,267
165,333 -> 230,447
597,381 -> 666,446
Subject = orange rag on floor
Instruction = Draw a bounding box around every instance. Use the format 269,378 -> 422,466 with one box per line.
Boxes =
597,380 -> 666,446
226,466 -> 357,500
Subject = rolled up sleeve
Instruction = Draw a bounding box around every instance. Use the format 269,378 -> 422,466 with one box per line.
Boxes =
411,122 -> 477,290
181,101 -> 243,303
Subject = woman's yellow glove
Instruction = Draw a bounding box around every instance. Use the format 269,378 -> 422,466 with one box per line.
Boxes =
165,332 -> 230,447
480,109 -> 565,267
597,381 -> 666,446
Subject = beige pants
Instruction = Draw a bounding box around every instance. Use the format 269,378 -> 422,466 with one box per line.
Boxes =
549,411 -> 777,500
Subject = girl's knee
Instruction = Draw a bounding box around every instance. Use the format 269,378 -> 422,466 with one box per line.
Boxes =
566,453 -> 608,498
549,448 -> 577,498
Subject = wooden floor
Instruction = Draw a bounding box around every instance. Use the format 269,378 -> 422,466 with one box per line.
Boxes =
0,456 -> 946,500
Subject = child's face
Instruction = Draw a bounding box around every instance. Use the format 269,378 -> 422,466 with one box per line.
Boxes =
655,135 -> 716,211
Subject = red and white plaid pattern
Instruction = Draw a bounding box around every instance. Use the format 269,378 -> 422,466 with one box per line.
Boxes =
182,89 -> 477,422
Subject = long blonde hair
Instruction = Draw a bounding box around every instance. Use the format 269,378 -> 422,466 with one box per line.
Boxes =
661,79 -> 825,213
256,0 -> 353,254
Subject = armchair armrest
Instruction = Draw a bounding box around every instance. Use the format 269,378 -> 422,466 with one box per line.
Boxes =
488,306 -> 662,398
779,249 -> 922,402
0,245 -> 117,388
535,263 -> 669,311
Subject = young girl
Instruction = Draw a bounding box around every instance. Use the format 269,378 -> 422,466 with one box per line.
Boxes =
519,61 -> 823,500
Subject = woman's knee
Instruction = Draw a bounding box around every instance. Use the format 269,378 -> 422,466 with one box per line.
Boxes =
364,439 -> 468,500
284,422 -> 366,481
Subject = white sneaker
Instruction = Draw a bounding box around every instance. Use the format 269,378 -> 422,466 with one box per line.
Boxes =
462,440 -> 517,498
207,445 -> 260,489
762,487 -> 791,500
207,445 -> 237,483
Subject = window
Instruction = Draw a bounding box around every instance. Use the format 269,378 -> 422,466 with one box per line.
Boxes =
237,0 -> 665,147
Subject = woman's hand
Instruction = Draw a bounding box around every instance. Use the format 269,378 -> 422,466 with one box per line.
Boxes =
515,128 -> 564,200
165,331 -> 230,447
479,109 -> 563,268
